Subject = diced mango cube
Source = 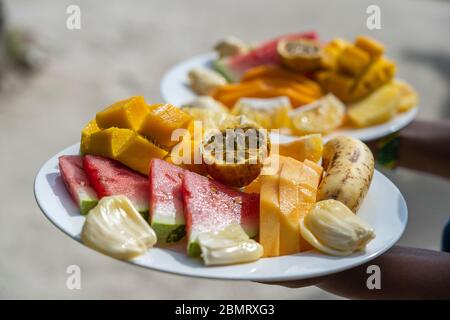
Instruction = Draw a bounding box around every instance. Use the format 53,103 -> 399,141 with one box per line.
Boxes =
355,35 -> 385,59
338,45 -> 371,76
80,119 -> 100,154
167,137 -> 207,175
138,104 -> 192,148
116,134 -> 167,175
96,96 -> 149,131
88,127 -> 135,159
325,72 -> 355,102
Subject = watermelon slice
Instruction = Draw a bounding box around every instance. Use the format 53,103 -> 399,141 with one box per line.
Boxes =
83,155 -> 149,218
214,31 -> 318,82
58,156 -> 98,215
182,171 -> 260,256
149,159 -> 186,245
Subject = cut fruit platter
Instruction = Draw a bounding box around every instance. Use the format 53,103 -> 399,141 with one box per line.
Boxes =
161,32 -> 419,141
34,32 -> 410,281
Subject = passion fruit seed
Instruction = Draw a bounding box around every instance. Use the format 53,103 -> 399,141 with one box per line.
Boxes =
202,126 -> 270,187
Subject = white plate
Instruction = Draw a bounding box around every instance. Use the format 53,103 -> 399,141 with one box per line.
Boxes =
34,143 -> 408,282
160,52 -> 418,141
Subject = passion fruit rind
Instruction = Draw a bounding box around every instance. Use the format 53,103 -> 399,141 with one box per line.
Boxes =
278,38 -> 323,73
202,121 -> 270,187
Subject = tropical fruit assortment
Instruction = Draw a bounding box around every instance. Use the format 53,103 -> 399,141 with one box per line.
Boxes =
57,93 -> 379,266
80,96 -> 191,175
186,32 -> 418,135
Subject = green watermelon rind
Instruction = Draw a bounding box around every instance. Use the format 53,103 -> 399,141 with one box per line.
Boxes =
79,198 -> 98,215
187,230 -> 258,257
187,241 -> 201,257
139,210 -> 149,221
212,59 -> 238,83
70,185 -> 99,215
150,203 -> 186,245
151,222 -> 186,245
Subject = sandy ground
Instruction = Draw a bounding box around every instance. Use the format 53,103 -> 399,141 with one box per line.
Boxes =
0,0 -> 449,299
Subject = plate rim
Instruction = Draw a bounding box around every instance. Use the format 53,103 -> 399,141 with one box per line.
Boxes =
34,142 -> 408,281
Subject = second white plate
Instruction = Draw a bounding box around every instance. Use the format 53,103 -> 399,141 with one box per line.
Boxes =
160,52 -> 418,142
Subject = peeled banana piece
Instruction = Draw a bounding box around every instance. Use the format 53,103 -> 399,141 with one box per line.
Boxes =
300,199 -> 375,256
317,136 -> 374,213
188,67 -> 227,95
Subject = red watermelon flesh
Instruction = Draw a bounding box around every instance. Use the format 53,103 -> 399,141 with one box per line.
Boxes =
214,31 -> 318,82
83,155 -> 149,214
149,159 -> 186,244
58,155 -> 98,215
182,171 -> 260,256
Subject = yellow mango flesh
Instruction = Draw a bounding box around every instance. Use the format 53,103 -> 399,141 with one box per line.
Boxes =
348,82 -> 400,127
337,45 -> 371,77
139,104 -> 192,148
273,134 -> 323,163
96,96 -> 149,131
278,158 -> 302,255
243,155 -> 286,194
304,159 -> 324,178
166,136 -> 207,175
248,155 -> 323,256
259,174 -> 281,257
80,119 -> 100,154
278,158 -> 322,255
116,134 -> 167,175
88,127 -> 135,159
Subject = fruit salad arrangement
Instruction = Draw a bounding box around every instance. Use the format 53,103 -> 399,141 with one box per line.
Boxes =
186,32 -> 418,136
58,95 -> 377,266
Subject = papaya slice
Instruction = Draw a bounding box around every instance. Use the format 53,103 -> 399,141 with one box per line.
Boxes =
242,65 -> 322,96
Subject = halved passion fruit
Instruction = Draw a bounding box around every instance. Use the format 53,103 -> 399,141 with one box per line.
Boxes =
202,116 -> 270,187
278,39 -> 323,73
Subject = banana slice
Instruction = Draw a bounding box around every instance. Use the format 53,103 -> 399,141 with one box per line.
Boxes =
290,93 -> 345,135
317,136 -> 374,212
188,67 -> 227,95
300,199 -> 375,256
182,96 -> 229,113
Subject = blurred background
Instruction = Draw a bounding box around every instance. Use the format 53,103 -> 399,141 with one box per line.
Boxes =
0,0 -> 449,299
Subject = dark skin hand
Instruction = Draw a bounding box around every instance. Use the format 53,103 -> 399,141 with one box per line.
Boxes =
367,119 -> 450,179
264,119 -> 450,299
265,246 -> 450,299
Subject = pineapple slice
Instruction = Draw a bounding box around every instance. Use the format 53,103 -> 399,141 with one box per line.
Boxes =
393,80 -> 418,112
350,57 -> 396,102
290,94 -> 345,136
181,107 -> 232,133
232,96 -> 292,129
347,83 -> 401,127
